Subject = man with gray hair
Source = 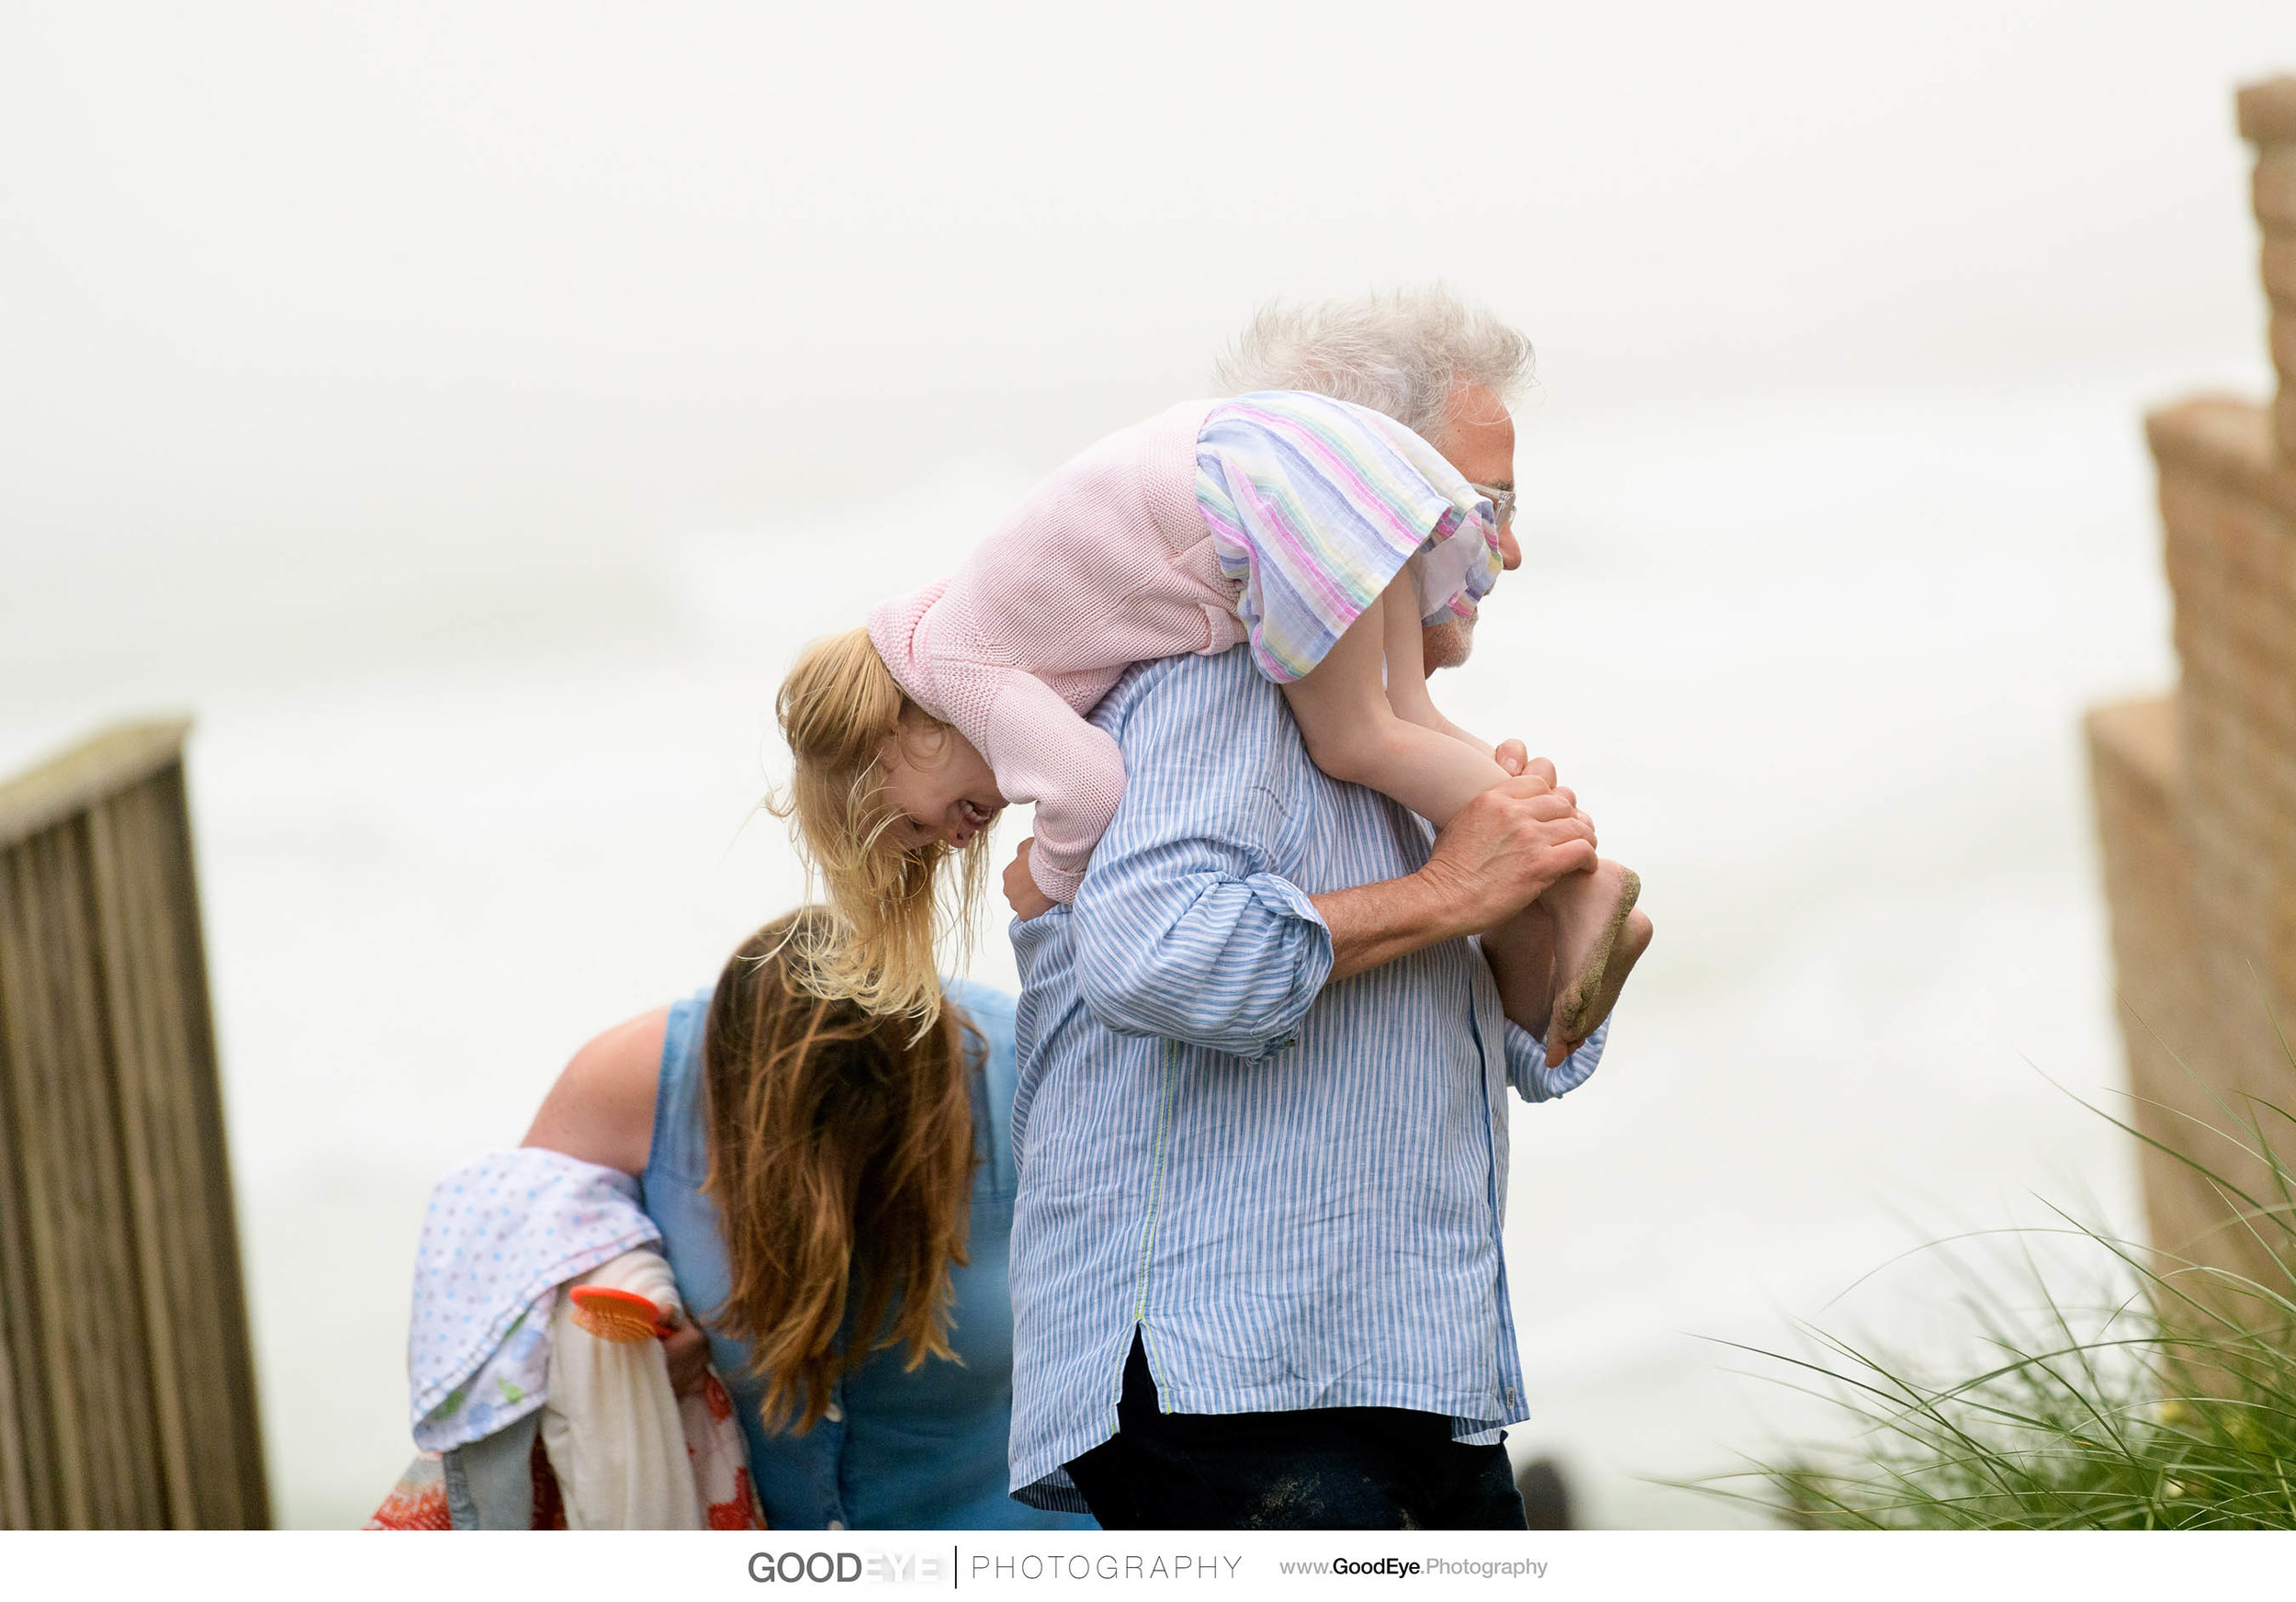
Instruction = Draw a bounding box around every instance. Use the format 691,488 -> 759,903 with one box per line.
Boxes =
1004,287 -> 1649,1529
1215,286 -> 1536,678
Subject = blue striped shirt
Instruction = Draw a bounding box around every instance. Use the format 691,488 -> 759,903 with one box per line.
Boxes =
1005,644 -> 1608,1509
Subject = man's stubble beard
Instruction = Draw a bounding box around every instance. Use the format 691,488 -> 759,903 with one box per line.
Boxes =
1422,614 -> 1476,675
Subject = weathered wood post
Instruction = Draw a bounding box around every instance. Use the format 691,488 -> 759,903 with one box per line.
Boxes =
0,720 -> 269,1528
2088,77 -> 2296,1296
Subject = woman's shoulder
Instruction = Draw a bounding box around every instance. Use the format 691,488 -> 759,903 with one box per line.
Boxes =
519,1004 -> 674,1177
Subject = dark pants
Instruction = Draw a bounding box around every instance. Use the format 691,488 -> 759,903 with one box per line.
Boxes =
1063,1333 -> 1528,1531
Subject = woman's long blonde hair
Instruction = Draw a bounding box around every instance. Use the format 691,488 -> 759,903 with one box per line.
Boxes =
702,910 -> 977,1434
769,627 -> 990,1034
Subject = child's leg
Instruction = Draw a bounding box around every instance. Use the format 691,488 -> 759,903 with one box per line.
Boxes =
1480,862 -> 1646,1066
1289,571 -> 1643,1046
1378,572 -> 1644,1053
1479,898 -> 1559,1036
1281,581 -> 1509,827
1378,577 -> 1492,755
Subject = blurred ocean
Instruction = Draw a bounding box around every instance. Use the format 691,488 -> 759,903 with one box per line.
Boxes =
0,364 -> 2232,1527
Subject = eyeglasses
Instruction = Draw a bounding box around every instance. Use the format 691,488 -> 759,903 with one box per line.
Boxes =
1470,482 -> 1515,530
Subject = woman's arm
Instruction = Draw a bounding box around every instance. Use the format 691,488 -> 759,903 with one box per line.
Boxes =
521,1006 -> 671,1177
520,1005 -> 712,1395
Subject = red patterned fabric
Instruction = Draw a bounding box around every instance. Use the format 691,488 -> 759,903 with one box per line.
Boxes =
684,1372 -> 766,1529
707,1469 -> 759,1530
363,1453 -> 452,1530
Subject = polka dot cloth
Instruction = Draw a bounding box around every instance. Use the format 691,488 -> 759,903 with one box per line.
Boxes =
407,1148 -> 661,1452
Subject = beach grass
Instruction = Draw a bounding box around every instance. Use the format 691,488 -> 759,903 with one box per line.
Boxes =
1696,1025 -> 2296,1529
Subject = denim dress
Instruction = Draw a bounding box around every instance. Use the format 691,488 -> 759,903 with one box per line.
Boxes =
640,977 -> 1095,1531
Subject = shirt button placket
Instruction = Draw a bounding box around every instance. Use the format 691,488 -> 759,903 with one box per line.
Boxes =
819,1384 -> 849,1529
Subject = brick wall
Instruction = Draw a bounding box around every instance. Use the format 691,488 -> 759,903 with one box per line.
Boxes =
2090,76 -> 2296,1286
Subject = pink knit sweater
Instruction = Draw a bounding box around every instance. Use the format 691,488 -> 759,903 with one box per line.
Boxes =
867,400 -> 1240,904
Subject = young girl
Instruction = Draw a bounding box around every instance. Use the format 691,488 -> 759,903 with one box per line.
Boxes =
774,390 -> 1639,1066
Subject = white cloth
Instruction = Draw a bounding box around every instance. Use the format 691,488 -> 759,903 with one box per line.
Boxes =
408,1149 -> 663,1452
539,1248 -> 701,1530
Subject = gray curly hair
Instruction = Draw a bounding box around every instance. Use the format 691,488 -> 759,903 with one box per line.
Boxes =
1210,286 -> 1534,442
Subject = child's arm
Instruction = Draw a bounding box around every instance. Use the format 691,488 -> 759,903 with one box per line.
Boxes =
977,668 -> 1128,905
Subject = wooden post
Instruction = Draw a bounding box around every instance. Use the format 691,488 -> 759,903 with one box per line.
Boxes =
0,720 -> 269,1529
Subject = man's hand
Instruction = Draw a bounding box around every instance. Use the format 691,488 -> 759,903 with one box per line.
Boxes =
1313,760 -> 1593,985
661,1315 -> 709,1400
1418,775 -> 1597,935
1003,839 -> 1056,921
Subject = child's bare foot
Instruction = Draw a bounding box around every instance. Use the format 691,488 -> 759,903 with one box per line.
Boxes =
1541,860 -> 1640,1064
1545,906 -> 1651,1067
1480,901 -> 1558,1039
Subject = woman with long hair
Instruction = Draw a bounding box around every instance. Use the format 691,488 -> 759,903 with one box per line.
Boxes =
519,908 -> 1093,1529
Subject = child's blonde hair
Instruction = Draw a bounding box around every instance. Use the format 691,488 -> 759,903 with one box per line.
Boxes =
768,628 -> 989,1034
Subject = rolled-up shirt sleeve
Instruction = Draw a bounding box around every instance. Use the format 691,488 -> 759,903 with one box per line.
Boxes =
1504,1014 -> 1608,1103
1069,657 -> 1334,1057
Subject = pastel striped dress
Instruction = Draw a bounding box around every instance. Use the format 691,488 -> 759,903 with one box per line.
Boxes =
866,391 -> 1500,904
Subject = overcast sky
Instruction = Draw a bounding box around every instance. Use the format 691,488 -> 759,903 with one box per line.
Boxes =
3,3 -> 2287,680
